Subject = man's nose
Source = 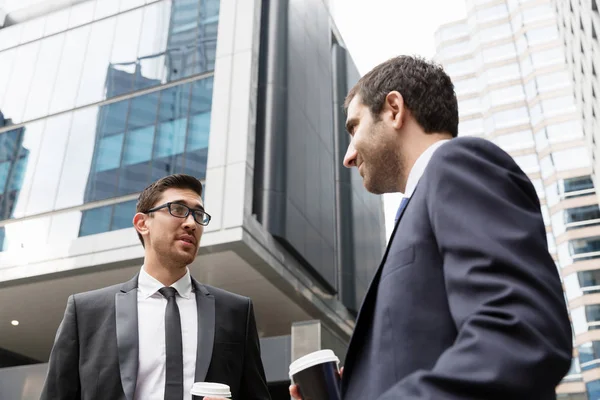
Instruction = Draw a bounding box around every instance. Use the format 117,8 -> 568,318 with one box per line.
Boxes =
343,141 -> 357,168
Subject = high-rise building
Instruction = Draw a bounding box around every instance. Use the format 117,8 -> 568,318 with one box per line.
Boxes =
435,1 -> 599,399
554,0 -> 600,211
0,0 -> 386,398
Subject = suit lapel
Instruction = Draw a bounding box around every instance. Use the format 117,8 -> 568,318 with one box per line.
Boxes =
341,196 -> 412,395
192,278 -> 215,382
115,275 -> 139,400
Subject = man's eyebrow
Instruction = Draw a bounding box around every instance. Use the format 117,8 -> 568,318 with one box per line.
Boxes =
172,199 -> 204,210
346,118 -> 358,134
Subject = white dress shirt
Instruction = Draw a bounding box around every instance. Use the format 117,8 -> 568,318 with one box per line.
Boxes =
403,139 -> 450,199
134,266 -> 198,400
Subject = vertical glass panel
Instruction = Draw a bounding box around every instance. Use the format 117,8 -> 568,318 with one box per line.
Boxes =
111,200 -> 136,231
119,125 -> 154,195
0,24 -> 22,52
0,49 -> 17,110
0,127 -> 28,220
166,0 -> 200,81
19,18 -> 46,44
2,216 -> 51,251
158,83 -> 192,122
48,26 -> 91,115
120,0 -> 145,12
127,91 -> 159,129
55,107 -> 99,209
118,92 -> 159,194
98,101 -> 129,136
95,133 -> 124,172
3,41 -> 40,123
154,119 -> 187,158
76,18 -> 117,107
136,1 -> 172,89
189,78 -> 212,114
9,120 -> 45,218
68,0 -> 96,29
186,112 -> 210,151
26,113 -> 72,215
43,8 -> 70,36
47,211 -> 82,244
123,126 -> 155,166
79,205 -> 112,236
107,9 -> 144,97
94,0 -> 121,20
23,34 -> 65,122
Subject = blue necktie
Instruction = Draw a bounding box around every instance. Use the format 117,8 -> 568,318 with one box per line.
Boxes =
395,197 -> 409,223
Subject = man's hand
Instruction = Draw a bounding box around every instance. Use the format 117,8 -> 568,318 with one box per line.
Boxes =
289,367 -> 343,399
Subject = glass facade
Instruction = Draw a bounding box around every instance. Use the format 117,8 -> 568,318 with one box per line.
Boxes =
0,0 -> 219,251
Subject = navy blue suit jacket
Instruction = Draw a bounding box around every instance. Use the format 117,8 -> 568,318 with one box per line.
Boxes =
342,137 -> 572,400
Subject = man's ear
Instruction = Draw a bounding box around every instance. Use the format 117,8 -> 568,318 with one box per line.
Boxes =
133,213 -> 149,240
383,91 -> 405,130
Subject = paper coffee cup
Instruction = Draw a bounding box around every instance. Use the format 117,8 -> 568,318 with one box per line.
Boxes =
289,349 -> 341,400
190,382 -> 231,399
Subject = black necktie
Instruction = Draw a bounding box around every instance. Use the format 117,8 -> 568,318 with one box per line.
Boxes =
159,287 -> 183,400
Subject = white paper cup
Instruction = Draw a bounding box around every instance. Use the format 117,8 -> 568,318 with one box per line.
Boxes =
191,382 -> 231,399
289,349 -> 341,400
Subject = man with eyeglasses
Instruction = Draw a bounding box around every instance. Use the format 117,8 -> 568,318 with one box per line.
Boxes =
41,174 -> 271,400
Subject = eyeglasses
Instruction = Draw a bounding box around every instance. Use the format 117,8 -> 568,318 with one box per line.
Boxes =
145,202 -> 211,226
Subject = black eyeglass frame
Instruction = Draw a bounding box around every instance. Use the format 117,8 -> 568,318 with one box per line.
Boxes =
144,202 -> 211,226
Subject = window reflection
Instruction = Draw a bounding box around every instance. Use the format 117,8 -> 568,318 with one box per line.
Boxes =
79,200 -> 137,236
0,74 -> 214,229
0,0 -> 220,124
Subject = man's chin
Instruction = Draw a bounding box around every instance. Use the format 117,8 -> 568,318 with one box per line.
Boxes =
363,178 -> 385,195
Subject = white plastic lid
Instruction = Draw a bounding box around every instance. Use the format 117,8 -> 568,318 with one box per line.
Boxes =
191,382 -> 231,397
289,349 -> 339,378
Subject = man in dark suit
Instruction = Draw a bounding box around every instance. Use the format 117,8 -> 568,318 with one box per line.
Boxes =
42,174 -> 270,400
291,56 -> 572,399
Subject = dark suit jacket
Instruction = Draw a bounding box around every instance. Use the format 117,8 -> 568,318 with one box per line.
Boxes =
41,274 -> 271,400
342,137 -> 573,400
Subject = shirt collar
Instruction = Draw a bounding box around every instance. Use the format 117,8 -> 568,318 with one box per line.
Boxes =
138,266 -> 193,299
403,139 -> 450,198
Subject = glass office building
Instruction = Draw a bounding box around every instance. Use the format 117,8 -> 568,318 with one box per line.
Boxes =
0,0 -> 386,398
435,0 -> 599,398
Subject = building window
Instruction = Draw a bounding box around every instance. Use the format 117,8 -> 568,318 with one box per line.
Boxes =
564,175 -> 594,195
565,205 -> 600,228
579,342 -> 600,371
586,379 -> 600,399
79,200 -> 137,237
569,237 -> 600,261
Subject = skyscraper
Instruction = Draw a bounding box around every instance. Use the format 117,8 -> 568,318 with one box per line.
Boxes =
0,0 -> 386,398
554,0 -> 600,208
435,0 -> 598,398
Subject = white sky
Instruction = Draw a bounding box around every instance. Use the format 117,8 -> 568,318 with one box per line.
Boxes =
330,0 -> 467,240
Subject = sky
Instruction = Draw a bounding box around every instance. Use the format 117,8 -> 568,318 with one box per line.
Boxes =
330,0 -> 467,239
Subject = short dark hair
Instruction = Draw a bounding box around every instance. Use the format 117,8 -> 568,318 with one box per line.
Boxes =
135,174 -> 204,246
345,55 -> 459,137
